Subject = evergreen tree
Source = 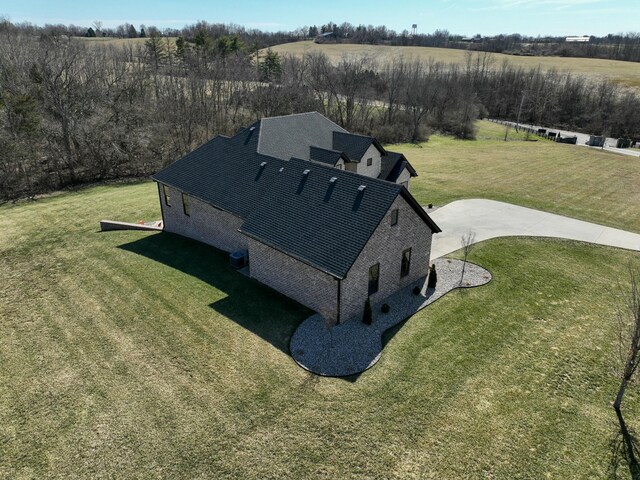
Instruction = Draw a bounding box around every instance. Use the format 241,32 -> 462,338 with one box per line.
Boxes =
427,264 -> 438,289
259,49 -> 283,82
176,36 -> 186,57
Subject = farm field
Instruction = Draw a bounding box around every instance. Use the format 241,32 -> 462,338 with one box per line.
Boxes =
399,120 -> 640,233
76,36 -> 178,49
269,40 -> 640,90
1,124 -> 640,478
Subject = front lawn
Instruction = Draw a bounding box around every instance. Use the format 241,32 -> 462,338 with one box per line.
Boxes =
396,120 -> 640,233
1,182 -> 639,478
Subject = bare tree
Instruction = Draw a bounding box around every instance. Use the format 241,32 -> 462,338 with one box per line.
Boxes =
460,231 -> 476,285
611,267 -> 640,479
614,267 -> 640,411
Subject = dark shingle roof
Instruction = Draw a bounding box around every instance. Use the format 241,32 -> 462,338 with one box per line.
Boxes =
379,151 -> 418,182
240,159 -> 404,278
332,131 -> 385,161
309,146 -> 350,166
152,128 -> 277,219
257,112 -> 347,161
152,113 -> 440,279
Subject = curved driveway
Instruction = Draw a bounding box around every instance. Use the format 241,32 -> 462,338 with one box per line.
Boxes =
428,199 -> 640,259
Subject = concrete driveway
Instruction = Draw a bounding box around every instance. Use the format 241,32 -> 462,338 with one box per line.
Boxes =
428,199 -> 640,259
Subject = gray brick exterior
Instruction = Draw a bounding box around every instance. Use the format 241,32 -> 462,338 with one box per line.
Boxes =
157,183 -> 432,324
340,195 -> 432,321
158,183 -> 247,253
247,238 -> 339,321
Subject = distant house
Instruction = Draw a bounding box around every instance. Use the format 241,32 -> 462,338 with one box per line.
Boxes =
314,31 -> 335,43
566,36 -> 590,43
152,112 -> 440,323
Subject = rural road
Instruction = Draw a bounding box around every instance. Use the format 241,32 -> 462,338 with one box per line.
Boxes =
428,199 -> 640,259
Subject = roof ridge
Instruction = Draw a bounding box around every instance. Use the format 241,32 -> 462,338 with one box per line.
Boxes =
260,111 -> 349,134
333,130 -> 374,140
310,145 -> 343,154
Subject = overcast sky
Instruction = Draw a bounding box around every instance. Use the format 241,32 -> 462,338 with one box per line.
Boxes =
1,0 -> 639,37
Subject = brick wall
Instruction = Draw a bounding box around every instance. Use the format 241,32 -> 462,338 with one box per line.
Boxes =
158,183 -> 247,253
157,182 -> 433,325
340,195 -> 432,321
247,238 -> 339,321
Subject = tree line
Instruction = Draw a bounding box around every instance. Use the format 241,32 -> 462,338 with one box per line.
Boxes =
310,22 -> 640,63
6,16 -> 639,63
1,24 -> 639,201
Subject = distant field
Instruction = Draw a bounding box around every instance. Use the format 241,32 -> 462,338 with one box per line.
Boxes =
269,41 -> 640,90
76,36 -> 178,48
396,120 -> 640,233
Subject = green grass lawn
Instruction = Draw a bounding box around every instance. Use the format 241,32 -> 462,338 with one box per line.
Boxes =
395,120 -> 640,233
1,179 -> 640,478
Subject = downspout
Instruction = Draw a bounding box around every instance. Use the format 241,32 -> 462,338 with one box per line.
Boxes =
336,277 -> 342,325
157,182 -> 166,231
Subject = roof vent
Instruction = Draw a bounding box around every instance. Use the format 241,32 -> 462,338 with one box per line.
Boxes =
260,161 -> 267,167
358,185 -> 366,192
249,126 -> 256,131
279,167 -> 284,173
329,177 -> 337,183
302,169 -> 311,176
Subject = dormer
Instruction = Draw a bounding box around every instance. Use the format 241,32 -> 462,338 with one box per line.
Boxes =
309,146 -> 352,171
332,132 -> 386,179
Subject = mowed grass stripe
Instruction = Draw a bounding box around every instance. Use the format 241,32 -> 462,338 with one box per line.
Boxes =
2,156 -> 640,477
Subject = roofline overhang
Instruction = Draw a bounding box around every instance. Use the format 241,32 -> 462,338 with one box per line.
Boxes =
151,178 -> 246,220
238,229 -> 345,280
400,188 -> 442,233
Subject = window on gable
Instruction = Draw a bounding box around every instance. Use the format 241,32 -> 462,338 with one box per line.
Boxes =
368,263 -> 380,295
391,208 -> 399,226
366,157 -> 373,166
336,163 -> 343,170
163,184 -> 171,207
401,248 -> 412,277
182,193 -> 190,216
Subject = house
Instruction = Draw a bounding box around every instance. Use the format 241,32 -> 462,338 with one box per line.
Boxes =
565,36 -> 590,43
152,112 -> 440,323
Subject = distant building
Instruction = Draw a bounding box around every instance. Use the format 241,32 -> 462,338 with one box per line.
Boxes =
566,36 -> 590,43
314,31 -> 335,44
461,36 -> 483,43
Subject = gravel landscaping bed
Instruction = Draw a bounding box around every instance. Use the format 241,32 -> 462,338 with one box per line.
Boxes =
290,258 -> 492,377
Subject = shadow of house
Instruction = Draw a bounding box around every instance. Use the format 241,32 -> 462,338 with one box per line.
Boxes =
118,232 -> 312,355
